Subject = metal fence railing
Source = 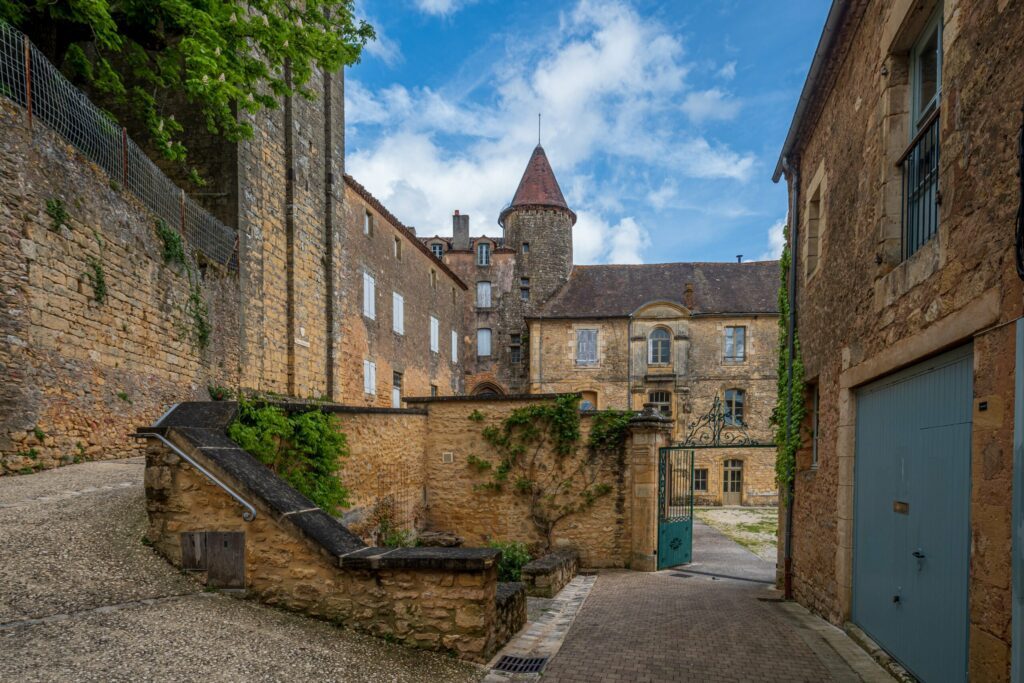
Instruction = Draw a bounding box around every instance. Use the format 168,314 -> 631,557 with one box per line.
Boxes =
0,22 -> 238,270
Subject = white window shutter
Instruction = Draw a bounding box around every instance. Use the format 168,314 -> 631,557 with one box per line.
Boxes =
393,293 -> 404,334
430,317 -> 439,353
369,362 -> 376,395
363,360 -> 370,394
452,330 -> 458,363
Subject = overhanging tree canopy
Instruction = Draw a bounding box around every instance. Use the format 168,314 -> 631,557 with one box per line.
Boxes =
1,0 -> 373,172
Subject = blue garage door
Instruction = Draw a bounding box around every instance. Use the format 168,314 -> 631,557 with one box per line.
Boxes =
853,345 -> 972,683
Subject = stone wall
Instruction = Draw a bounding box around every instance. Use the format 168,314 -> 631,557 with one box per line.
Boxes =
413,396 -> 633,568
780,0 -> 1024,677
338,180 -> 467,405
528,317 -> 631,410
333,408 -> 428,538
0,99 -> 240,474
143,417 -> 513,662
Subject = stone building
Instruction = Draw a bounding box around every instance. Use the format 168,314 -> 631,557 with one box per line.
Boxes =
425,145 -> 782,506
773,0 -> 1024,680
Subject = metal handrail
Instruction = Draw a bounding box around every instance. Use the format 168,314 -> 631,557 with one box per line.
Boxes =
896,106 -> 941,167
136,431 -> 257,522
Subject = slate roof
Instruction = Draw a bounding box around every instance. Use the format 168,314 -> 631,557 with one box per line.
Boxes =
533,261 -> 780,319
499,145 -> 577,226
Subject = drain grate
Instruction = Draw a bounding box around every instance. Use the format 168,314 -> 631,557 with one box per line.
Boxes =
670,572 -> 692,578
493,655 -> 549,674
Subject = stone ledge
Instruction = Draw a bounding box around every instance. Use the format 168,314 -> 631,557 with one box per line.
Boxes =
404,393 -> 576,404
521,550 -> 579,598
339,546 -> 500,572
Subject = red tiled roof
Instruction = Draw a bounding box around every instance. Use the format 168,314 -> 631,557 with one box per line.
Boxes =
499,145 -> 576,226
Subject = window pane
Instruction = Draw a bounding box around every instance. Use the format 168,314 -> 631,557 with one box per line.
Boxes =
577,329 -> 597,363
478,328 -> 491,356
477,281 -> 491,308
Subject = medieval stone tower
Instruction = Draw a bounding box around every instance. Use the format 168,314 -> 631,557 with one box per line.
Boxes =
498,145 -> 576,392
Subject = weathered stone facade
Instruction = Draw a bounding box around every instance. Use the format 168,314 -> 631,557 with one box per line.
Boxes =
0,63 -> 467,472
774,0 -> 1023,678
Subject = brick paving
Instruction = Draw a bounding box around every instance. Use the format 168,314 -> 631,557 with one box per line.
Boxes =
540,523 -> 891,682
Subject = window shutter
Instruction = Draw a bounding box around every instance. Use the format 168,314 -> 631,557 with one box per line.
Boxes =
393,293 -> 404,334
451,330 -> 458,363
430,317 -> 439,353
370,362 -> 377,395
363,360 -> 370,394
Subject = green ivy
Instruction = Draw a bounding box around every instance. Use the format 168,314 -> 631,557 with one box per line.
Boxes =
487,540 -> 532,582
470,394 -> 625,551
186,276 -> 211,350
45,198 -> 68,231
155,219 -> 186,268
771,245 -> 807,502
468,409 -> 486,422
227,398 -> 350,515
208,384 -> 232,401
85,256 -> 107,304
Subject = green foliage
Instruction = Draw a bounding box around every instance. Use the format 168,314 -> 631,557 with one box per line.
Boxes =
187,278 -> 211,350
771,245 -> 807,502
227,398 -> 349,515
471,394 -> 622,551
32,426 -> 46,441
207,384 -> 232,401
116,391 -> 131,403
156,220 -> 186,268
45,198 -> 68,231
19,448 -> 38,460
487,540 -> 532,582
468,409 -> 486,422
3,2 -> 373,173
85,256 -> 107,304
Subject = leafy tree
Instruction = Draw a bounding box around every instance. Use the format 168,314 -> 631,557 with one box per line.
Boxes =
1,1 -> 373,171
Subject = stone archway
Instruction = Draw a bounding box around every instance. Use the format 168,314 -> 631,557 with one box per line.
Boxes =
471,381 -> 506,397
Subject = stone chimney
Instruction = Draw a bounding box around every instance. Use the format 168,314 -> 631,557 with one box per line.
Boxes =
452,210 -> 470,250
684,283 -> 695,309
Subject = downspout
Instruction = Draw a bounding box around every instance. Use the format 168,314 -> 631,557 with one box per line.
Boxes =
1013,319 -> 1024,682
628,318 -> 633,411
782,155 -> 800,601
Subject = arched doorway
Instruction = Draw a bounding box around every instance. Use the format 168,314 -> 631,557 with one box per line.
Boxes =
471,381 -> 505,397
722,459 -> 743,506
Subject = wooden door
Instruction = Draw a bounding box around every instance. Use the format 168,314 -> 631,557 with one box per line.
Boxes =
722,459 -> 743,506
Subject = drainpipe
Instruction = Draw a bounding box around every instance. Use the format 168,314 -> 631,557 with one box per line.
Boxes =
1013,319 -> 1024,681
782,155 -> 800,601
628,318 -> 633,411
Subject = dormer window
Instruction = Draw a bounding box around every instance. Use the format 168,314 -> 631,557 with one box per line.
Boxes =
431,242 -> 444,259
477,242 -> 491,266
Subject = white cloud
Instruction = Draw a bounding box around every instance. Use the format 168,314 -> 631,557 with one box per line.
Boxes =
717,61 -> 737,80
681,88 -> 741,124
364,28 -> 402,67
413,0 -> 475,16
760,217 -> 787,260
347,0 -> 758,261
647,181 -> 677,209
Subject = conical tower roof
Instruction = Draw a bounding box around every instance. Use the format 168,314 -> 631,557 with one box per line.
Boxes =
499,145 -> 576,226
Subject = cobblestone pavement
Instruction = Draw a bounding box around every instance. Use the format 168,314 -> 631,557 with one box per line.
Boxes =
540,522 -> 893,683
0,459 -> 483,683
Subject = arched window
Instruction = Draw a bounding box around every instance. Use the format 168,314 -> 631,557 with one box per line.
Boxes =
648,328 -> 671,365
580,391 -> 598,411
724,389 -> 745,426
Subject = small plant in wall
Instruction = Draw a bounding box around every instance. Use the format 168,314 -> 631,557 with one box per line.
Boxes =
45,198 -> 68,231
155,219 -> 187,269
466,394 -> 631,551
186,277 -> 211,350
83,231 -> 108,304
487,540 -> 532,581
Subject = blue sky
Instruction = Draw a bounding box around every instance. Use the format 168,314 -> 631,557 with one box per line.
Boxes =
346,0 -> 829,264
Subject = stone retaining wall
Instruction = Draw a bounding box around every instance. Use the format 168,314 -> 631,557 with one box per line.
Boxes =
141,403 -> 515,662
521,550 -> 579,598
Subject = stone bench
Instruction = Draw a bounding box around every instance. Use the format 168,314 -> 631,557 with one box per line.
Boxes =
520,549 -> 579,598
494,582 -> 527,645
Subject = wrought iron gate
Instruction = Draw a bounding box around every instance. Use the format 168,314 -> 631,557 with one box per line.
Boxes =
657,395 -> 775,569
658,446 -> 694,569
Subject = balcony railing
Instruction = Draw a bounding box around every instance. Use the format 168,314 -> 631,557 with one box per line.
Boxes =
899,107 -> 941,259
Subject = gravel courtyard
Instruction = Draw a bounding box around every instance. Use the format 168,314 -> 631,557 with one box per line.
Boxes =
0,459 -> 484,683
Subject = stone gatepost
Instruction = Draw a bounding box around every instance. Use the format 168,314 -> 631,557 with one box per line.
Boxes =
627,404 -> 674,571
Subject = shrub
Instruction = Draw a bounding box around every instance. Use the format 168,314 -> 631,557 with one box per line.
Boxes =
488,540 -> 532,582
227,399 -> 350,514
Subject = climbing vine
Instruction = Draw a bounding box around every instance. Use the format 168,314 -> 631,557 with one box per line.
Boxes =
155,219 -> 186,268
468,394 -> 630,551
771,245 -> 807,501
45,198 -> 68,231
227,398 -> 350,515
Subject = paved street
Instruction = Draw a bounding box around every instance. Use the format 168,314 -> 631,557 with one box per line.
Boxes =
0,459 -> 482,683
539,522 -> 893,683
1,460 -> 892,683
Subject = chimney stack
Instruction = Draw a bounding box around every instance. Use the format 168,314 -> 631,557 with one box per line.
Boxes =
736,254 -> 743,263
452,210 -> 470,250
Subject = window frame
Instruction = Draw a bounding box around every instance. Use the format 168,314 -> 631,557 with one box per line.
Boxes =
648,327 -> 671,366
430,242 -> 444,259
575,328 -> 599,366
522,242 -> 530,254
391,371 -> 402,409
363,359 -> 377,395
477,328 -> 492,357
723,389 -> 745,427
392,291 -> 404,335
648,390 -> 672,418
476,281 -> 492,309
363,210 -> 373,237
394,236 -> 402,260
510,333 -> 522,365
693,468 -> 708,492
362,271 -> 376,320
723,326 -> 747,363
476,242 -> 491,266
